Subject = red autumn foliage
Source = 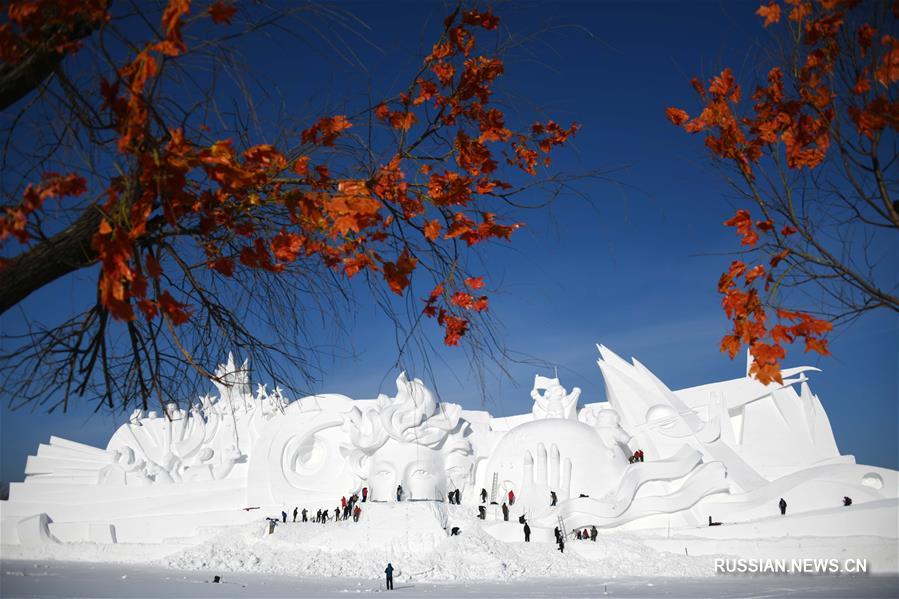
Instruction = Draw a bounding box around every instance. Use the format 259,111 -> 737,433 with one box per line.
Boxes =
0,3 -> 579,356
666,1 -> 898,383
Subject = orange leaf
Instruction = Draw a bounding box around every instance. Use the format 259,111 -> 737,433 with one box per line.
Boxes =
208,1 -> 237,25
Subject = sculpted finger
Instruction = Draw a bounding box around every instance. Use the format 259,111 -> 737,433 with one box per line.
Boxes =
523,449 -> 534,486
562,457 -> 572,497
549,443 -> 560,490
536,442 -> 548,484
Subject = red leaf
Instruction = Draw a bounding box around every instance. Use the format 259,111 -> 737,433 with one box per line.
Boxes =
208,1 -> 237,25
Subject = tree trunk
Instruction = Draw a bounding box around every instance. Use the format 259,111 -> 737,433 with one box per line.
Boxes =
0,206 -> 102,314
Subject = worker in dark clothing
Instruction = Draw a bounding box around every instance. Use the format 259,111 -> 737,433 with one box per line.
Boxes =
590,525 -> 598,541
362,487 -> 368,502
384,563 -> 394,590
450,527 -> 461,536
480,488 -> 488,503
501,502 -> 509,521
454,489 -> 461,504
843,496 -> 852,506
301,508 -> 308,522
523,522 -> 531,542
554,526 -> 561,544
518,514 -> 526,524
448,491 -> 455,504
779,497 -> 787,515
396,485 -> 403,502
550,491 -> 557,507
281,510 -> 287,523
558,537 -> 565,553
334,507 -> 341,521
478,505 -> 486,520
292,507 -> 298,522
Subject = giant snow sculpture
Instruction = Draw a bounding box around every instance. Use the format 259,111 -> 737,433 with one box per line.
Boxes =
1,345 -> 896,547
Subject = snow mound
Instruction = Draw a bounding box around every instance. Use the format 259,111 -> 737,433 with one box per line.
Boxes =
161,503 -> 715,581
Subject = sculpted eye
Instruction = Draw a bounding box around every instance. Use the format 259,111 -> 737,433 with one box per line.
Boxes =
410,468 -> 431,478
376,470 -> 393,478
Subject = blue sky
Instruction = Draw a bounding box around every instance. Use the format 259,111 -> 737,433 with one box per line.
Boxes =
1,1 -> 896,483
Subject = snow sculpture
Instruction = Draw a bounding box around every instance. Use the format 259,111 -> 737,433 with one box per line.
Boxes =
2,345 -> 897,550
342,372 -> 473,501
530,375 -> 580,420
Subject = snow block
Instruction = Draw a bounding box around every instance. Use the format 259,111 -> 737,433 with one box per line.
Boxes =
16,513 -> 58,547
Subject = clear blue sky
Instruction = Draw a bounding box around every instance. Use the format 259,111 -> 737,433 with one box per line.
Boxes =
2,1 -> 896,483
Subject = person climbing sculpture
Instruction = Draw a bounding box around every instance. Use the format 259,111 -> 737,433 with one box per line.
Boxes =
480,488 -> 488,503
550,490 -> 557,507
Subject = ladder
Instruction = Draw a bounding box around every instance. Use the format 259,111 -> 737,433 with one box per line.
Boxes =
556,514 -> 569,540
489,472 -> 499,504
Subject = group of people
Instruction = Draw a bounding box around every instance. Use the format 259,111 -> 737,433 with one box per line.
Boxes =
628,449 -> 645,464
277,487 -> 369,530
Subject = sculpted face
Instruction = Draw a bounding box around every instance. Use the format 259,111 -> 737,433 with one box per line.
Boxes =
368,438 -> 447,501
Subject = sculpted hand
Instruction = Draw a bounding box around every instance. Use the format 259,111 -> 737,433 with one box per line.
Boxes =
520,442 -> 571,516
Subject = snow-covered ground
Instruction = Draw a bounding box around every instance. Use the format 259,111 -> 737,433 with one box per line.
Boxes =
2,502 -> 896,597
2,560 -> 897,598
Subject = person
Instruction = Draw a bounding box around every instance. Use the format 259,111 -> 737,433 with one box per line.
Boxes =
779,497 -> 787,515
334,507 -> 341,521
636,449 -> 644,462
343,504 -> 351,520
508,489 -> 516,506
267,518 -> 276,534
843,496 -> 853,506
478,505 -> 486,520
454,489 -> 461,505
315,509 -> 321,523
281,510 -> 287,523
292,507 -> 298,522
480,488 -> 488,503
582,528 -> 589,539
518,514 -> 526,524
353,505 -> 361,522
501,502 -> 509,521
523,522 -> 531,542
362,487 -> 368,502
341,496 -> 347,509
448,491 -> 455,504
302,508 -> 308,522
321,510 -> 329,524
396,484 -> 403,502
576,529 -> 582,540
550,490 -> 557,507
450,526 -> 461,536
553,526 -> 561,544
558,537 -> 565,553
590,525 -> 598,541
384,563 -> 394,591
